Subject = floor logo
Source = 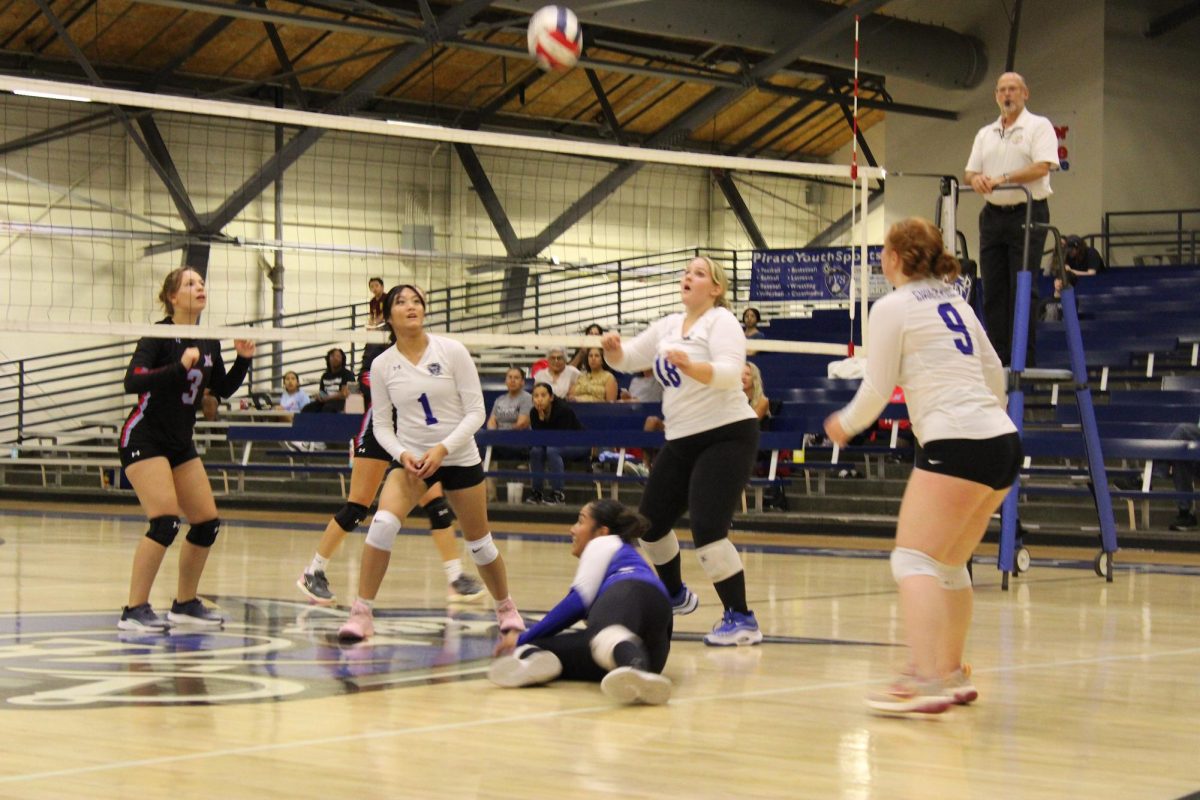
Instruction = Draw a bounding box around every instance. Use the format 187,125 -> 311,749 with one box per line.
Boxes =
0,597 -> 499,709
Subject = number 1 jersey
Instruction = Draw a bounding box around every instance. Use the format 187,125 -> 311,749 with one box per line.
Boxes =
369,335 -> 486,466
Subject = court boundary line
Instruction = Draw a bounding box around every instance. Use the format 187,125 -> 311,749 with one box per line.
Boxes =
3,645 -> 1200,785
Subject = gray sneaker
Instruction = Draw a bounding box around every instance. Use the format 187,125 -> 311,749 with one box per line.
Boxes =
297,570 -> 336,606
167,598 -> 225,628
118,603 -> 172,632
448,574 -> 486,602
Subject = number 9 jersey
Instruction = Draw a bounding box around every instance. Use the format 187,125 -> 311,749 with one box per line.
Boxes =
837,278 -> 1016,444
369,335 -> 486,466
608,306 -> 756,440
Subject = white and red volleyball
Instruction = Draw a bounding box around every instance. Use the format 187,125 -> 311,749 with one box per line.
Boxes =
527,5 -> 583,71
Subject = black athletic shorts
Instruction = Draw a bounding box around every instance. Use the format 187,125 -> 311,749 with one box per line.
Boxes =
119,430 -> 199,469
423,462 -> 485,491
915,432 -> 1022,490
353,419 -> 393,463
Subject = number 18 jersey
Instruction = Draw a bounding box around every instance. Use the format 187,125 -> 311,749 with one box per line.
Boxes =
368,335 -> 486,466
837,278 -> 1016,444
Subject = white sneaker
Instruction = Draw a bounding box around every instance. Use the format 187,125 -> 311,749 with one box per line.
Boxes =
600,666 -> 672,705
488,645 -> 562,688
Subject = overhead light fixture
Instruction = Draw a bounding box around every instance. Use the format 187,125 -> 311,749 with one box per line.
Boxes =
14,89 -> 92,103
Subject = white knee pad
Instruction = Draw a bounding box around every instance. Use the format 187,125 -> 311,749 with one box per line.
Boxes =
466,532 -> 500,566
695,539 -> 744,583
639,532 -> 680,566
589,624 -> 640,671
890,547 -> 971,590
364,510 -> 402,552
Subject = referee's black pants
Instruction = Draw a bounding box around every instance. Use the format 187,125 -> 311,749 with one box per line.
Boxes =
979,199 -> 1049,367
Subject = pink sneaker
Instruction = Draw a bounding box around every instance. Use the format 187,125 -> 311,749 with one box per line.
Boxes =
945,664 -> 978,704
496,597 -> 525,633
338,600 -> 374,641
865,675 -> 952,715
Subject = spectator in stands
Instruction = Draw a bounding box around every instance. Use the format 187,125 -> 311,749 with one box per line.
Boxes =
742,307 -> 765,340
965,72 -> 1057,367
742,362 -> 769,420
569,323 -> 605,370
487,367 -> 533,431
532,345 -> 580,399
200,389 -> 219,422
570,348 -> 618,403
1062,235 -> 1106,287
367,277 -> 386,329
277,370 -> 310,414
1169,423 -> 1199,531
302,348 -> 354,413
527,382 -> 586,505
1038,278 -> 1065,322
622,368 -> 663,404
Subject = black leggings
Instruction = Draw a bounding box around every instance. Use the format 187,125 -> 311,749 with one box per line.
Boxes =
639,418 -> 760,548
529,580 -> 673,682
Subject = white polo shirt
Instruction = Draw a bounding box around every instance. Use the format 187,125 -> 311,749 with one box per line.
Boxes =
965,107 -> 1058,206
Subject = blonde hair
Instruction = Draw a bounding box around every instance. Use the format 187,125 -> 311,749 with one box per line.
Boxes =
693,256 -> 731,310
885,217 -> 962,282
744,361 -> 765,408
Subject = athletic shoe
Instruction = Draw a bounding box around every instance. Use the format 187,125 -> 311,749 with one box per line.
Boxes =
669,584 -> 699,616
297,570 -> 336,606
496,597 -> 526,632
865,675 -> 953,715
543,490 -> 566,505
447,574 -> 486,602
167,598 -> 225,628
703,609 -> 763,647
118,603 -> 172,632
524,490 -> 544,505
338,599 -> 374,641
944,664 -> 978,705
1169,510 -> 1198,531
488,645 -> 562,688
600,666 -> 672,705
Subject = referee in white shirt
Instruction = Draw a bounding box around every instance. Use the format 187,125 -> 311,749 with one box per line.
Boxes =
965,72 -> 1058,367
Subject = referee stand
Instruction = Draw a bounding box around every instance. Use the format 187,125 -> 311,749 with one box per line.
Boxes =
939,179 -> 1119,589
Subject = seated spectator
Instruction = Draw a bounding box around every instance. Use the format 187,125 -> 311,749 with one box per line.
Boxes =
366,277 -> 386,329
487,366 -> 534,463
570,348 -> 618,403
277,370 -> 310,414
568,323 -> 605,371
1169,422 -> 1199,531
742,307 -> 765,339
302,347 -> 354,413
532,345 -> 580,399
528,382 -> 587,505
1039,278 -> 1065,322
1062,235 -> 1106,287
201,389 -> 219,422
742,362 -> 770,421
621,367 -> 663,404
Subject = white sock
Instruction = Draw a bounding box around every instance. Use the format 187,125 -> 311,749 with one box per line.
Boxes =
357,597 -> 375,610
443,558 -> 463,584
307,553 -> 330,575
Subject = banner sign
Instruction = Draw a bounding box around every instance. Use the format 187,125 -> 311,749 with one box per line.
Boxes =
750,246 -> 885,302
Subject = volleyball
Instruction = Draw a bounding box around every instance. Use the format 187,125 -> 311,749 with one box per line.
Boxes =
527,5 -> 583,71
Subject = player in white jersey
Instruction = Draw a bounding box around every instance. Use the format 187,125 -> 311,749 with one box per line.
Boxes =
824,218 -> 1021,715
338,285 -> 524,640
602,256 -> 763,647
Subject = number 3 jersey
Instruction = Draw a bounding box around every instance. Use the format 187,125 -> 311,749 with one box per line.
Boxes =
610,306 -> 755,440
369,335 -> 486,466
837,278 -> 1016,444
120,318 -> 250,448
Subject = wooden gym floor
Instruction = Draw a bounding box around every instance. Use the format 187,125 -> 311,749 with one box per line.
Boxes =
1,500 -> 1198,799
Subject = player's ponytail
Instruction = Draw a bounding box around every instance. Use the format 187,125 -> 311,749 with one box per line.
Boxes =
886,217 -> 961,282
158,267 -> 188,315
587,498 -> 650,544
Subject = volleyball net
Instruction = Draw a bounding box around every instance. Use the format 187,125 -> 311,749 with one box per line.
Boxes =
0,75 -> 883,438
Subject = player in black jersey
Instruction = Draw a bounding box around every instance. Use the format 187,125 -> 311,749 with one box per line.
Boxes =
117,267 -> 255,632
295,342 -> 486,607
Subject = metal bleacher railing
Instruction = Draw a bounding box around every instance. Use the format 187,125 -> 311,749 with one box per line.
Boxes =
2,247 -> 795,444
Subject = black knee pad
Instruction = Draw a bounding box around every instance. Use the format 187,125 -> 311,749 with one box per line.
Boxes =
185,518 -> 220,548
145,515 -> 180,547
333,502 -> 370,533
422,496 -> 455,529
